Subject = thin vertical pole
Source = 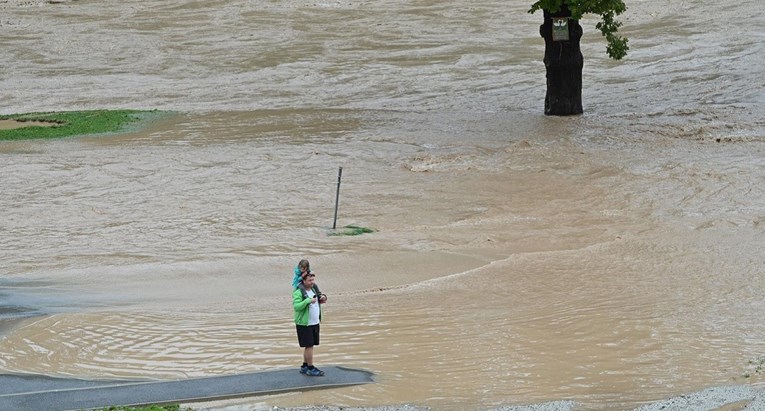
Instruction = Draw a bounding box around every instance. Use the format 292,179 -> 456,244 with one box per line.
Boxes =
332,167 -> 343,229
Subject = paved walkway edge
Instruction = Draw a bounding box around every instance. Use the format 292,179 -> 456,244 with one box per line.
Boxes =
0,366 -> 374,411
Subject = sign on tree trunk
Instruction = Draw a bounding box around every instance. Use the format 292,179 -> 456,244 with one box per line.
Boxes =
552,18 -> 569,41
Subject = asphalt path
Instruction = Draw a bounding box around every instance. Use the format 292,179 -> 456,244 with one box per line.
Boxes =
0,366 -> 374,411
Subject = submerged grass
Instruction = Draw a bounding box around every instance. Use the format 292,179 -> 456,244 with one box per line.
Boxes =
328,224 -> 375,236
0,109 -> 164,141
743,355 -> 765,379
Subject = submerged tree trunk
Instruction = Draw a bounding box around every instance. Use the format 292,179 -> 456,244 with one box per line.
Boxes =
540,5 -> 584,116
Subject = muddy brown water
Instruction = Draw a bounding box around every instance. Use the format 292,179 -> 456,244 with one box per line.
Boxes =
1,0 -> 764,410
0,119 -> 59,130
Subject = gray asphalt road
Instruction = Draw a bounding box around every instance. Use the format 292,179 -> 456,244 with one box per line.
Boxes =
0,366 -> 374,411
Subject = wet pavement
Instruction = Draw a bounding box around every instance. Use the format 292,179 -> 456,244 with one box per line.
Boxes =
0,366 -> 374,411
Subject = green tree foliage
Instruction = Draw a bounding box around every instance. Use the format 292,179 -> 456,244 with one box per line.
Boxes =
529,0 -> 629,59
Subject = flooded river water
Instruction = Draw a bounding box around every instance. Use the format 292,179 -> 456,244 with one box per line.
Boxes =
1,0 -> 764,409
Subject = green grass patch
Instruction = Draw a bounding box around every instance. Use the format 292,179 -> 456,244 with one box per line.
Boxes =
0,109 -> 165,141
328,224 -> 375,236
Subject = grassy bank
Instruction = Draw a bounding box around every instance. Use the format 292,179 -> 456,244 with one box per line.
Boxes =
0,110 -> 165,141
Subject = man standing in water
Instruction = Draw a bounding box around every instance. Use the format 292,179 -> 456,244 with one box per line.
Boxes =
293,271 -> 327,376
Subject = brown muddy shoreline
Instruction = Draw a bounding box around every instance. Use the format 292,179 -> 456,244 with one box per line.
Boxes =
194,385 -> 765,410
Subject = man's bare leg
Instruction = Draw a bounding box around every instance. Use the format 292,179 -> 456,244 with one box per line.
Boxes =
303,346 -> 314,366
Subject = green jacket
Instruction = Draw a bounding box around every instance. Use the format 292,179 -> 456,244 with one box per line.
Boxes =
293,286 -> 322,326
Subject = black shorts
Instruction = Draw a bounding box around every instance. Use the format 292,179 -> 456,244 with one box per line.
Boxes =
296,324 -> 320,347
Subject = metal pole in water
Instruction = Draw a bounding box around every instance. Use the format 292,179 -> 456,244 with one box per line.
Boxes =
332,167 -> 343,229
